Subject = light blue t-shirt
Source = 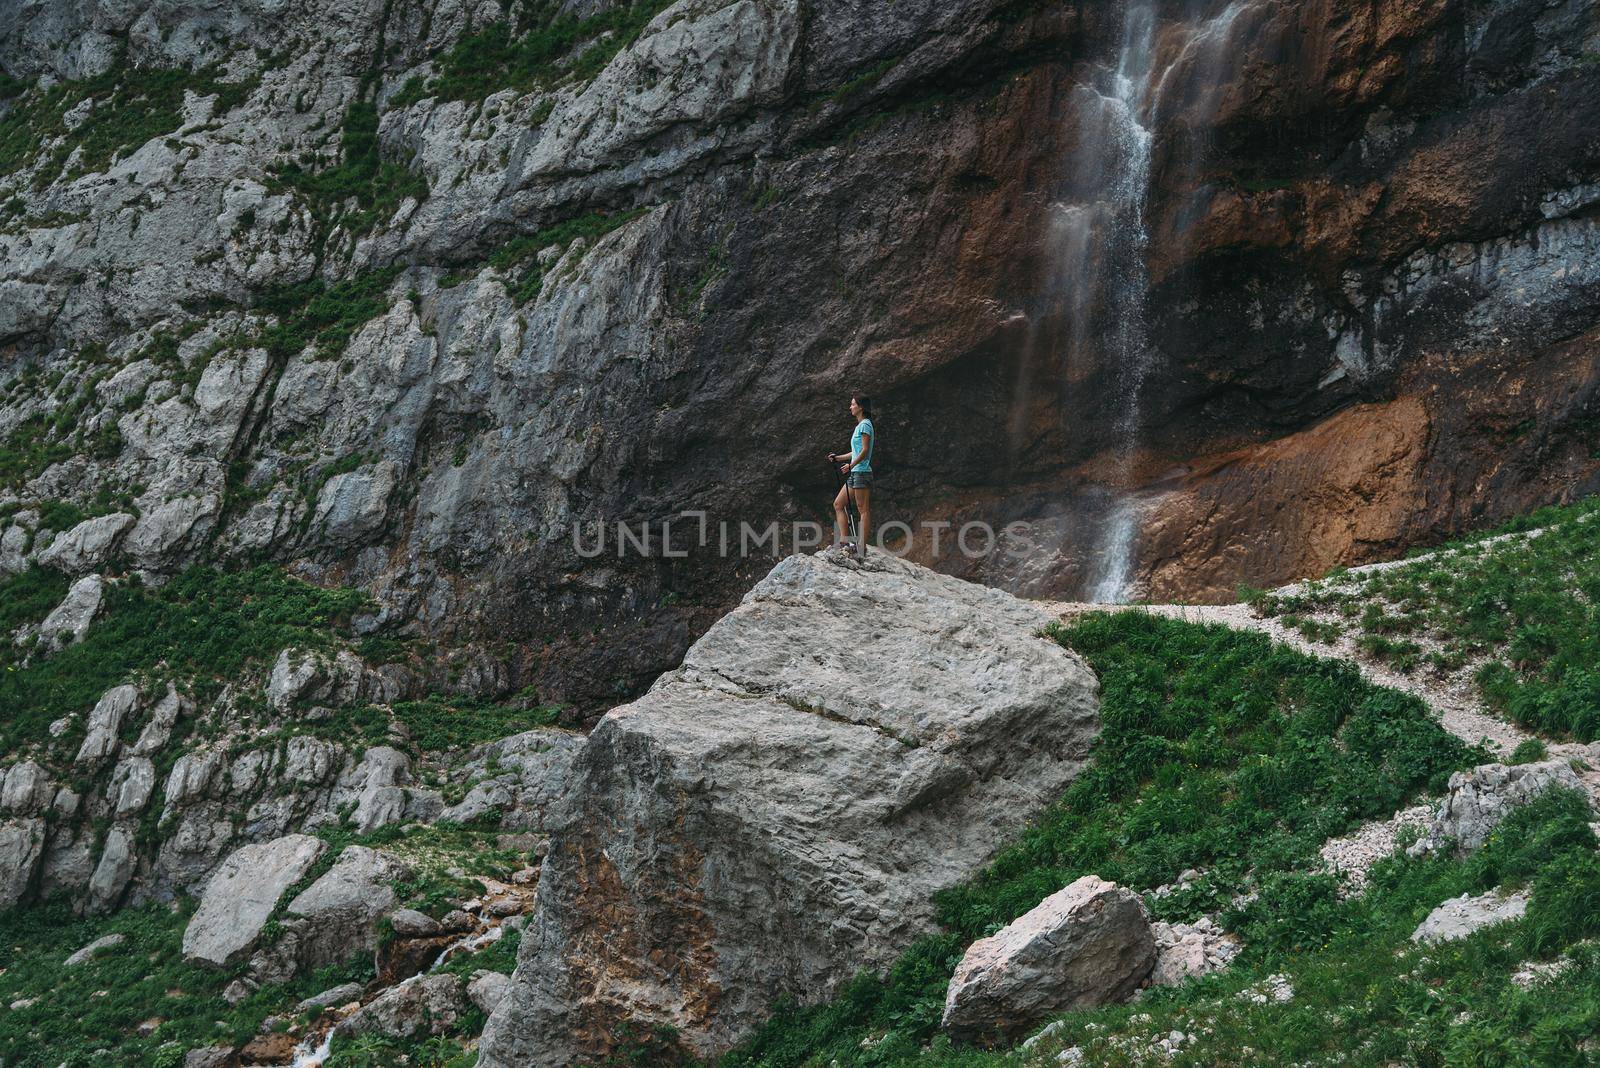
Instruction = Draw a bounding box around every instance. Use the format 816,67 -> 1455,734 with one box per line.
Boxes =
851,418 -> 874,473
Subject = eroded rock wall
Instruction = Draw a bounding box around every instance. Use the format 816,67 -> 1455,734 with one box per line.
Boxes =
1,0 -> 1596,713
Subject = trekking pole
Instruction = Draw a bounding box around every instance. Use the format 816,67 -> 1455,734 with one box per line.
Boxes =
833,458 -> 861,550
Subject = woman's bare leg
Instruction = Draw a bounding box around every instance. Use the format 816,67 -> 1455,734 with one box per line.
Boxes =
833,483 -> 851,545
855,487 -> 871,555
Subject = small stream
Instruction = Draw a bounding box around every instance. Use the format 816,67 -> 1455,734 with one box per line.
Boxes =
286,877 -> 532,1067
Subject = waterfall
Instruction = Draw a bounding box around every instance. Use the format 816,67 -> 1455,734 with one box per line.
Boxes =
1044,0 -> 1254,603
1063,0 -> 1160,603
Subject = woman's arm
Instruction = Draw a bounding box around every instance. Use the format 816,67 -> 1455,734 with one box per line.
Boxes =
843,433 -> 870,471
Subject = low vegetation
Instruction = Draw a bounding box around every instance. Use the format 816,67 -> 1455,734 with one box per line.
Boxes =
480,208 -> 646,303
0,564 -> 367,756
1250,496 -> 1600,741
0,900 -> 369,1066
0,346 -> 125,491
272,100 -> 428,237
389,0 -> 677,107
719,612 -> 1484,1067
1011,790 -> 1600,1067
0,64 -> 257,183
0,818 -> 530,1067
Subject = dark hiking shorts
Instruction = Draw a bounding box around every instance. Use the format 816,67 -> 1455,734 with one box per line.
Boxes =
847,471 -> 874,489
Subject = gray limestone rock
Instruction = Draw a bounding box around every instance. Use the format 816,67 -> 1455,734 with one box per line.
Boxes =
295,981 -> 365,1012
1409,759 -> 1588,857
0,818 -> 46,911
74,684 -> 139,767
279,845 -> 410,973
940,876 -> 1156,1046
2,761 -> 55,816
468,970 -> 513,1015
182,834 -> 327,967
1412,889 -> 1530,944
86,824 -> 138,913
333,973 -> 466,1041
39,574 -> 106,649
438,728 -> 584,830
109,756 -> 158,818
479,551 -> 1101,1065
65,932 -> 126,966
131,686 -> 189,756
313,461 -> 400,545
34,513 -> 135,574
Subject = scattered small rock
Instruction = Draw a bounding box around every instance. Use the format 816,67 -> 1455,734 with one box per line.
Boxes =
64,932 -> 125,966
1238,974 -> 1294,1004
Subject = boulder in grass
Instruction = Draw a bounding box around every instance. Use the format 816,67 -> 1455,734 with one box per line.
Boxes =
478,551 -> 1101,1066
941,875 -> 1155,1046
1409,759 -> 1587,857
1411,889 -> 1529,944
182,834 -> 326,967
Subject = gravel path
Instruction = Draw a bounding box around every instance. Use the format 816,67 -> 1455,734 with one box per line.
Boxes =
1047,598 -> 1530,756
1038,532 -> 1600,887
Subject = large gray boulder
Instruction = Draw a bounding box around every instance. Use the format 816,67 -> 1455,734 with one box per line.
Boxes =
941,876 -> 1155,1046
1409,759 -> 1588,857
250,845 -> 409,979
333,973 -> 467,1042
35,513 -> 134,574
0,818 -> 46,911
39,574 -> 106,649
479,551 -> 1100,1066
182,834 -> 327,967
2,762 -> 55,815
74,684 -> 139,767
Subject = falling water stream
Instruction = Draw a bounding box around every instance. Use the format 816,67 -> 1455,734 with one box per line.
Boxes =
1042,0 -> 1255,602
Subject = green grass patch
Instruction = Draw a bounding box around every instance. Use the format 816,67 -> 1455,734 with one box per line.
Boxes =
718,612 -> 1480,1067
391,1 -> 676,106
0,64 -> 257,183
255,266 -> 402,361
1255,496 -> 1600,740
272,99 -> 428,236
390,690 -> 561,754
0,564 -> 368,757
0,899 -> 370,1066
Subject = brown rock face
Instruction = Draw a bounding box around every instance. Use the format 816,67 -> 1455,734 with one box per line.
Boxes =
4,0 -> 1598,710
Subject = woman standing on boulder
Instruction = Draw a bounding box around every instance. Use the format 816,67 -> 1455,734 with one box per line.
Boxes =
828,394 -> 874,556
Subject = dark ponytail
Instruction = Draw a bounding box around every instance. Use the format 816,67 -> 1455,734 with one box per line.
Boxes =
853,393 -> 874,419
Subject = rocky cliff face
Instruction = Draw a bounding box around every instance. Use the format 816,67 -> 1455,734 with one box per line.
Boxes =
478,549 -> 1100,1064
2,0 -> 1597,712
